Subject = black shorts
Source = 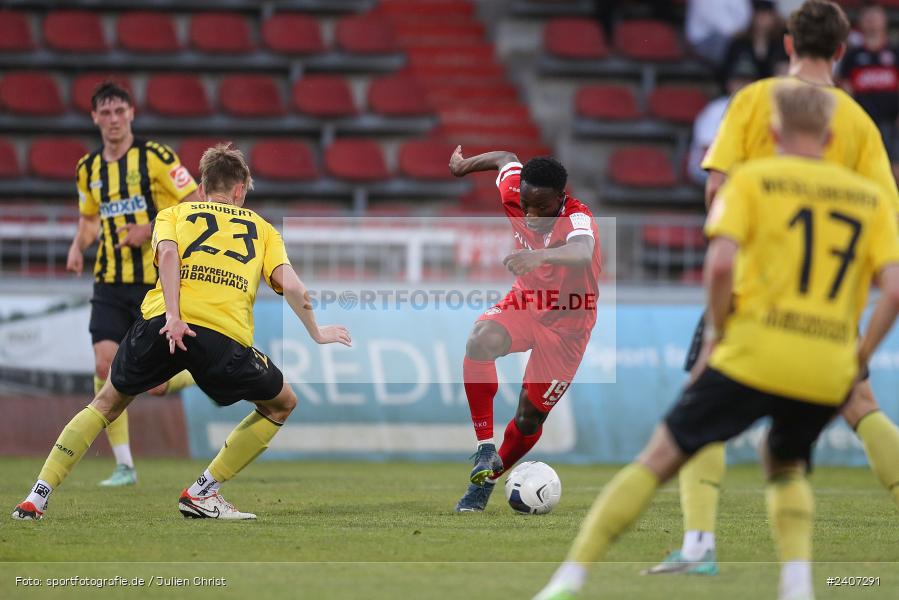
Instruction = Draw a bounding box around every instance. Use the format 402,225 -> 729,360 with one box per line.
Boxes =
89,282 -> 154,345
110,315 -> 284,406
665,368 -> 841,466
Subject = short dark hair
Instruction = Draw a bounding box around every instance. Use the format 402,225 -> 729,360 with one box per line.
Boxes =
787,0 -> 850,59
520,156 -> 567,193
91,82 -> 132,111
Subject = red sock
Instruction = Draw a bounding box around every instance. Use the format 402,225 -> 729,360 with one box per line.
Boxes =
463,357 -> 498,441
495,419 -> 543,478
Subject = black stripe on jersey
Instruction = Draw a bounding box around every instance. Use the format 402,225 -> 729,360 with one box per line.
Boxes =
119,152 -> 144,284
85,151 -> 107,280
99,159 -> 123,283
137,142 -> 156,222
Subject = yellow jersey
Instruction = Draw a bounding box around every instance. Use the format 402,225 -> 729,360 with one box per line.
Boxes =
77,140 -> 198,284
702,76 -> 899,213
141,201 -> 290,348
706,156 -> 899,405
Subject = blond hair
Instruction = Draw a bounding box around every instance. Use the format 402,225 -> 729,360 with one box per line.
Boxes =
772,81 -> 835,139
199,143 -> 254,195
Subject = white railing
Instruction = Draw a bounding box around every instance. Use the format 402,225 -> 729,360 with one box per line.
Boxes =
0,206 -> 705,284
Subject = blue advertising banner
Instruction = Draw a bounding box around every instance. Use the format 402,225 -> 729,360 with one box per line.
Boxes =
182,299 -> 899,466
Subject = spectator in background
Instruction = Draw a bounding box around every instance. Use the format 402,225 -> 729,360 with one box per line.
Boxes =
598,0 -> 680,38
687,62 -> 758,185
839,3 -> 899,176
685,0 -> 752,65
720,0 -> 789,86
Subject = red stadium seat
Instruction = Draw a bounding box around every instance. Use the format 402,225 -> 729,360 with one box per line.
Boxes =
0,138 -> 21,178
325,139 -> 389,182
251,140 -> 317,181
190,12 -> 254,53
262,13 -> 324,54
29,138 -> 89,180
72,73 -> 134,113
648,86 -> 709,124
642,224 -> 705,249
146,74 -> 211,117
220,75 -> 284,117
614,20 -> 682,61
292,75 -> 357,118
608,147 -> 676,187
43,10 -> 107,53
575,85 -> 639,120
368,75 -> 430,116
178,137 -> 230,177
544,18 -> 608,60
117,12 -> 180,53
0,11 -> 34,51
398,139 -> 456,180
0,73 -> 64,116
335,15 -> 397,54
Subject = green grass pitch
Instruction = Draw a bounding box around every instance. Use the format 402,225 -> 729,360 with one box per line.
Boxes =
1,457 -> 897,599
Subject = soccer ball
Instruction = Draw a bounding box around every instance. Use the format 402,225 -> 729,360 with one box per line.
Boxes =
504,461 -> 561,515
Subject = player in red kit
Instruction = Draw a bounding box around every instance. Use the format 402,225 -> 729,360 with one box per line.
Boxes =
448,147 -> 601,512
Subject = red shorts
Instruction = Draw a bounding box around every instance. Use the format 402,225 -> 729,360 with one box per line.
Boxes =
477,290 -> 591,412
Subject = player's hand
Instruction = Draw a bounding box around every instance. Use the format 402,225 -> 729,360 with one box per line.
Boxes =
66,244 -> 84,275
313,325 -> 352,347
159,317 -> 197,354
687,338 -> 716,387
115,222 -> 152,248
448,145 -> 466,177
503,249 -> 544,276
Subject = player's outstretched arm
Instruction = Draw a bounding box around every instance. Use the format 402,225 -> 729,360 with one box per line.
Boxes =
448,145 -> 519,177
156,240 -> 196,353
703,236 -> 738,339
272,265 -> 352,347
859,264 -> 899,365
66,214 -> 100,274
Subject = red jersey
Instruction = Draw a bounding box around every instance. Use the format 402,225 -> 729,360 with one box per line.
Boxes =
496,161 -> 601,334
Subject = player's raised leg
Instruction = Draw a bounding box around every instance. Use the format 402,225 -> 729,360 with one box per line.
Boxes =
842,379 -> 899,509
179,383 -> 297,521
12,381 -> 134,520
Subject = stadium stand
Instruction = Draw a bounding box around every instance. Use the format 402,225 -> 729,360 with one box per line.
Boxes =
0,0 -> 733,280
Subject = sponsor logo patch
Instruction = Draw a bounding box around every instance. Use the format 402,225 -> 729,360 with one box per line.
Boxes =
169,165 -> 192,189
99,195 -> 148,218
33,483 -> 51,498
484,306 -> 502,316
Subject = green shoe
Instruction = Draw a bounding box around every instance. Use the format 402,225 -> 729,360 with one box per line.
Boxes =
99,464 -> 137,487
641,549 -> 719,576
532,583 -> 578,600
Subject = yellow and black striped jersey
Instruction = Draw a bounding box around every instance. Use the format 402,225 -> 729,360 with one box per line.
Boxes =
77,139 -> 197,285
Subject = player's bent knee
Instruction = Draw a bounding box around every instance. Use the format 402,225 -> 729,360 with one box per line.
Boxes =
90,383 -> 133,422
465,323 -> 509,360
841,380 -> 879,429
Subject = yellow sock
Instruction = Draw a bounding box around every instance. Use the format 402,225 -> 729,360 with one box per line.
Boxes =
96,375 -> 130,448
679,442 -> 726,533
38,406 -> 109,488
207,410 -> 282,483
165,370 -> 196,394
766,470 -> 813,562
568,463 -> 659,564
106,408 -> 130,447
856,411 -> 899,509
